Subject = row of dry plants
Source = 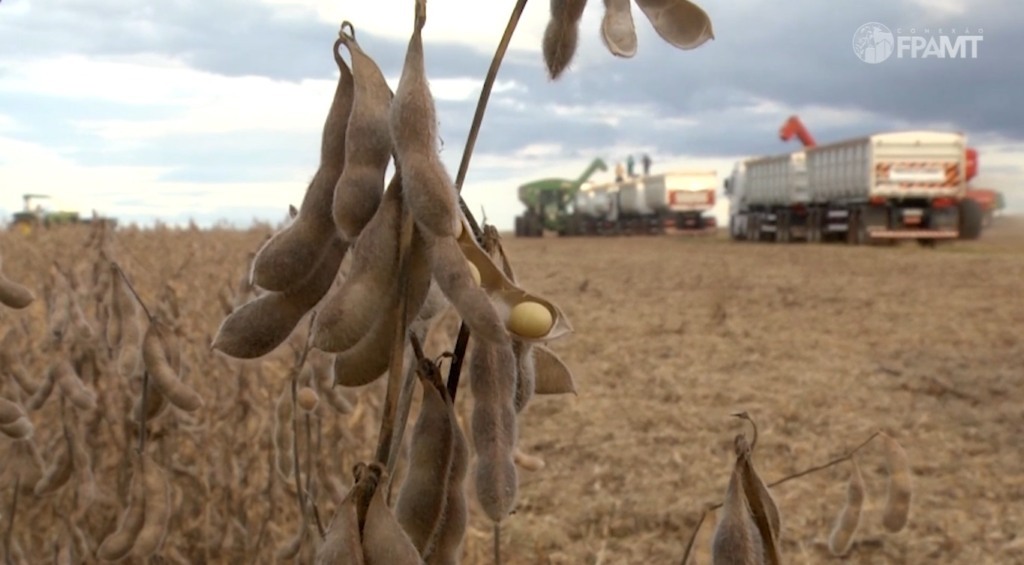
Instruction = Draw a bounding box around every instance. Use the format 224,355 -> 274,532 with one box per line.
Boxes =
0,0 -> 915,563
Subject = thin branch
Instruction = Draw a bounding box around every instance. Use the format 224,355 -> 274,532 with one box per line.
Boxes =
111,261 -> 153,322
289,312 -> 318,539
679,430 -> 884,564
767,431 -> 880,490
446,324 -> 471,401
454,0 -> 528,194
678,505 -> 712,565
444,0 -> 529,405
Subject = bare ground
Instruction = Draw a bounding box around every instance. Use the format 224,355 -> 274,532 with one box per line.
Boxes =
0,217 -> 1021,564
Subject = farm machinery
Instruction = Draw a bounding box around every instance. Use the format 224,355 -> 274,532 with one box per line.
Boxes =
514,159 -> 718,237
9,194 -> 116,234
775,115 -> 1005,239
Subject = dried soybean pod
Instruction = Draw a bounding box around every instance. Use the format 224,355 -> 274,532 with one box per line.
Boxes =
315,486 -> 365,565
880,433 -> 912,533
132,383 -> 168,424
430,235 -> 508,345
469,338 -> 519,523
9,360 -> 42,395
131,455 -> 172,558
736,435 -> 781,564
0,396 -> 25,425
390,3 -> 461,239
276,525 -> 307,560
213,236 -> 348,359
0,416 -> 33,440
711,452 -> 763,565
251,38 -> 355,292
25,367 -> 56,411
425,386 -> 470,565
52,361 -> 97,412
533,345 -> 577,395
333,24 -> 392,241
396,372 -> 455,556
96,457 -> 146,561
106,261 -> 136,350
362,468 -> 424,565
33,441 -> 73,496
273,386 -> 294,479
634,0 -> 714,50
0,254 -> 34,309
542,0 -> 589,79
142,320 -> 203,411
314,175 -> 404,353
601,0 -> 638,57
828,458 -> 865,557
331,226 -> 434,387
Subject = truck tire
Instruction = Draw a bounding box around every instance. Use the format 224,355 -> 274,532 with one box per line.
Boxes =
807,210 -> 821,243
959,199 -> 983,240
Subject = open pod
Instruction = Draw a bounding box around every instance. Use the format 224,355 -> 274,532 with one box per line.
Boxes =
455,216 -> 572,343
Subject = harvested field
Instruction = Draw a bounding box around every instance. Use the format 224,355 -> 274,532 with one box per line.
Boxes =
0,217 -> 1021,564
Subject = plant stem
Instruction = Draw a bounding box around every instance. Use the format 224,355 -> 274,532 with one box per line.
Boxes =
678,430 -> 883,564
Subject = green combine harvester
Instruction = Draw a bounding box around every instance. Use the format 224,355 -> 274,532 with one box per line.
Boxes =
513,158 -> 607,237
9,194 -> 116,234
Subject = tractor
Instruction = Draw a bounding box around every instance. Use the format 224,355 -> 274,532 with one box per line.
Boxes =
514,158 -> 607,237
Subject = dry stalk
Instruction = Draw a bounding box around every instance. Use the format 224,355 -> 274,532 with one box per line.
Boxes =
679,429 -> 884,565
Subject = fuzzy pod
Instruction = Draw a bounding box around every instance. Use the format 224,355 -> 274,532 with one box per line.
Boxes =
881,433 -> 912,533
251,38 -> 355,292
828,457 -> 865,557
33,441 -> 73,496
600,0 -> 638,57
315,486 -> 365,565
130,455 -> 173,558
142,321 -> 203,411
425,386 -> 470,565
542,0 -> 589,79
390,7 -> 462,239
314,175 -> 404,353
634,0 -> 714,51
330,222 -> 433,387
711,456 -> 764,565
52,361 -> 97,412
361,469 -> 423,565
396,376 -> 456,555
213,236 -> 348,359
332,28 -> 392,242
468,338 -> 519,522
0,271 -> 34,309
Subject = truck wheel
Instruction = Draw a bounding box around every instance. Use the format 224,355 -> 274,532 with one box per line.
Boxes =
847,209 -> 868,245
808,210 -> 821,243
958,199 -> 983,240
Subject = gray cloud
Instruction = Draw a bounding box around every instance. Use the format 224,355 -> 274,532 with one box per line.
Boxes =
3,0 -> 1022,214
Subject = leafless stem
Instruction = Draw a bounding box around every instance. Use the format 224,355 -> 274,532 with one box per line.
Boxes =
679,430 -> 884,564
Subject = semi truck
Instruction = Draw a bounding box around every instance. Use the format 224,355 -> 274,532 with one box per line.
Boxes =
778,114 -> 998,239
727,130 -> 970,244
568,170 -> 718,235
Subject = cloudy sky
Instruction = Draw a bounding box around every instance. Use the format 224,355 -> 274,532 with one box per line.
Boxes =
1,0 -> 1021,230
